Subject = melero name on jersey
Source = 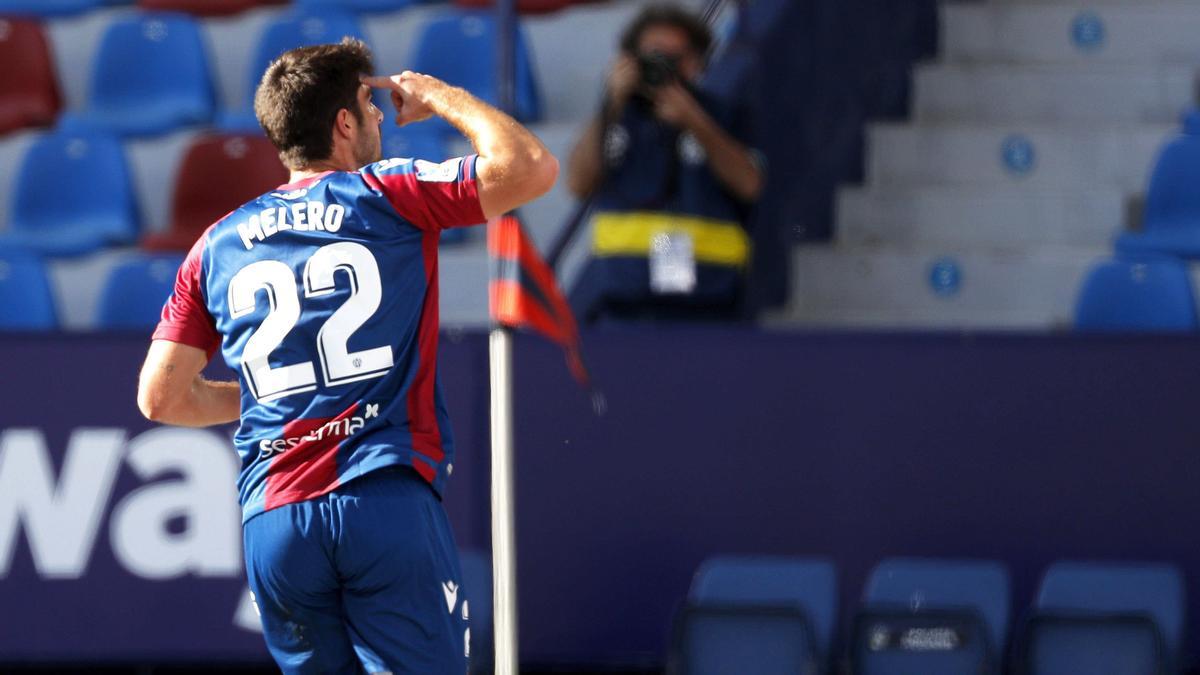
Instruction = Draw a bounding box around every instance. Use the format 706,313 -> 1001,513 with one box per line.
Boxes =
236,200 -> 347,250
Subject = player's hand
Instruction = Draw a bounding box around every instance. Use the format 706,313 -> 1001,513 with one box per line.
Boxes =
362,72 -> 444,127
653,82 -> 703,129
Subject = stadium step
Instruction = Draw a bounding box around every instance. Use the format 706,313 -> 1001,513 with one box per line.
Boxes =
836,186 -> 1126,249
771,244 -> 1106,329
865,122 -> 1170,190
912,63 -> 1193,124
526,1 -> 643,122
986,0 -> 1184,5
439,241 -> 491,328
942,2 -> 1200,65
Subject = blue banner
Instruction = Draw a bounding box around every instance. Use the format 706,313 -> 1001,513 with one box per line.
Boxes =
4,331 -> 1200,667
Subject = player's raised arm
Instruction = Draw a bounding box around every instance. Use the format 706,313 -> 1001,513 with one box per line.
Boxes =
363,72 -> 559,218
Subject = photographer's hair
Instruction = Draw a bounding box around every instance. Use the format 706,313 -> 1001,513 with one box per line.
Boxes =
619,4 -> 713,58
255,37 -> 374,170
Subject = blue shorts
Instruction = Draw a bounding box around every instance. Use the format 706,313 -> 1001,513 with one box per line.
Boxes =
243,467 -> 468,674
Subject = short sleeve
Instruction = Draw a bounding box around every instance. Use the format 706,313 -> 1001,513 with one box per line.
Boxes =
362,155 -> 486,231
151,232 -> 221,357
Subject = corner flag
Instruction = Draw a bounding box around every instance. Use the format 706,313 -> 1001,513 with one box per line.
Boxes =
487,214 -> 589,385
485,213 -> 592,675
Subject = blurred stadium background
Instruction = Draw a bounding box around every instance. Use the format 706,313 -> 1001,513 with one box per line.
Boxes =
3,0 -> 1200,672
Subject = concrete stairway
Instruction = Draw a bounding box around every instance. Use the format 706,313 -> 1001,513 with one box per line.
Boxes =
773,0 -> 1197,329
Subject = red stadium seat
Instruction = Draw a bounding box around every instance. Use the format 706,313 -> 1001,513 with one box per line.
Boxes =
0,17 -> 61,135
136,0 -> 286,17
142,134 -> 288,252
452,0 -> 583,14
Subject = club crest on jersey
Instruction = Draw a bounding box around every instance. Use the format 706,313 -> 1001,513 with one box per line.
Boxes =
237,202 -> 346,250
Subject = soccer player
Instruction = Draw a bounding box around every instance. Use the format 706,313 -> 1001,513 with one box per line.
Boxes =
135,39 -> 557,674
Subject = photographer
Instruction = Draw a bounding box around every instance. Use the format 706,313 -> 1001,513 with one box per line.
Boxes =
567,3 -> 763,323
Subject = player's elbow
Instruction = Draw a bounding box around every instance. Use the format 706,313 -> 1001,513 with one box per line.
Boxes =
525,150 -> 559,200
137,390 -> 166,422
478,149 -> 560,218
137,383 -> 178,423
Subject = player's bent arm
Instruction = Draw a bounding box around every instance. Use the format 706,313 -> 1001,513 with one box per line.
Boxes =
420,80 -> 558,217
365,73 -> 559,218
137,340 -> 241,428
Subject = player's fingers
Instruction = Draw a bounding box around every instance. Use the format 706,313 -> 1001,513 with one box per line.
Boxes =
361,75 -> 400,90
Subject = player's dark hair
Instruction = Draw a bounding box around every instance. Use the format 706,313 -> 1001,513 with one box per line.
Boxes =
619,4 -> 712,58
255,38 -> 374,170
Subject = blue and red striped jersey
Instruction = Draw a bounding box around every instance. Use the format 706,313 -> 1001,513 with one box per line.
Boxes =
153,155 -> 484,523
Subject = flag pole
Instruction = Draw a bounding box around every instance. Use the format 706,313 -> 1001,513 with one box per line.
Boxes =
488,326 -> 518,675
492,0 -> 520,671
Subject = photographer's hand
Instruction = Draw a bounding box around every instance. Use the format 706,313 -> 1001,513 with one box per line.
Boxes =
605,55 -> 639,115
567,55 -> 638,198
655,83 -> 764,202
652,82 -> 704,128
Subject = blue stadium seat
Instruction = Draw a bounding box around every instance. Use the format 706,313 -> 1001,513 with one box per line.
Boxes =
458,549 -> 493,673
0,132 -> 139,257
95,254 -> 184,328
1017,562 -> 1185,675
1118,109 -> 1200,258
669,556 -> 837,675
0,0 -> 107,16
219,9 -> 367,133
0,249 -> 57,329
295,0 -> 415,12
409,10 -> 541,133
1074,256 -> 1198,332
382,124 -> 449,162
380,125 -> 472,243
58,13 -> 214,137
852,558 -> 1010,675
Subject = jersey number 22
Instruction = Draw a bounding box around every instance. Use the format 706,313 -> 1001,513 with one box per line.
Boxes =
229,242 -> 394,402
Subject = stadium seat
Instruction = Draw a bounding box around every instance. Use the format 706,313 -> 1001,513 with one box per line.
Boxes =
381,123 -> 450,162
137,0 -> 285,16
0,132 -> 139,257
851,558 -> 1010,675
295,0 -> 415,12
1117,109 -> 1200,259
0,18 -> 61,135
143,134 -> 288,252
95,254 -> 184,328
219,9 -> 367,133
58,13 -> 215,137
453,0 -> 576,15
0,248 -> 57,329
459,549 -> 493,673
409,10 -> 541,132
1073,256 -> 1198,332
1017,562 -> 1185,675
669,556 -> 837,675
0,0 -> 106,16
378,125 -> 472,244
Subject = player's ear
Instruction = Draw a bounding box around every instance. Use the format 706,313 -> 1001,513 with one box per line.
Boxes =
334,108 -> 354,140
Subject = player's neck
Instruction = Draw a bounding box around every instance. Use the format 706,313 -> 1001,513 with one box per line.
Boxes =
289,148 -> 360,183
288,167 -> 337,184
